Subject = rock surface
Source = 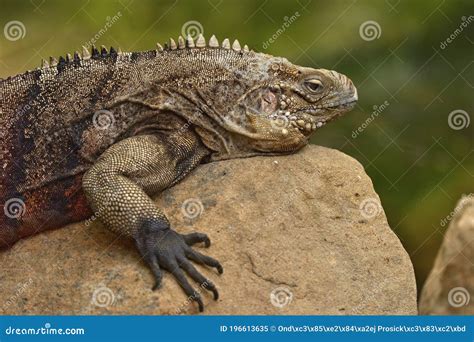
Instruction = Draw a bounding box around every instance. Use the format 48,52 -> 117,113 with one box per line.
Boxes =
419,196 -> 474,315
0,145 -> 417,315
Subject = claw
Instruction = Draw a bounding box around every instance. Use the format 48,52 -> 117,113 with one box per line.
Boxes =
152,280 -> 162,291
183,232 -> 211,247
216,264 -> 224,274
135,220 -> 223,312
194,296 -> 204,312
202,282 -> 219,300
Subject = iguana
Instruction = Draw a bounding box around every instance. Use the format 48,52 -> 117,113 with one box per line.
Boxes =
0,34 -> 357,312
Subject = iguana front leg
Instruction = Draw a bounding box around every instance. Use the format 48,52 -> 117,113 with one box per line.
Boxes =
82,133 -> 223,312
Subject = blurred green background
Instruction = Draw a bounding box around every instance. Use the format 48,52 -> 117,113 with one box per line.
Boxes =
0,0 -> 473,295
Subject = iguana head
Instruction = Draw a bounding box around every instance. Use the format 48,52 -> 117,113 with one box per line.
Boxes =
222,59 -> 358,153
165,35 -> 358,156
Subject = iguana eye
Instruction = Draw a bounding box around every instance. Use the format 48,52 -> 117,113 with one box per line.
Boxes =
304,79 -> 323,93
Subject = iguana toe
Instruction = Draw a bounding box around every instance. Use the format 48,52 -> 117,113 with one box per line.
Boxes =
182,232 -> 211,248
135,219 -> 222,312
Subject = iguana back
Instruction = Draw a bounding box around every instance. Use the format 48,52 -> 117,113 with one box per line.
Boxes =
0,35 -> 357,250
0,41 -> 269,245
1,34 -> 358,311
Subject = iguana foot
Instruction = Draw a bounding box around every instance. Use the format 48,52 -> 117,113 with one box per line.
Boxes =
135,219 -> 223,312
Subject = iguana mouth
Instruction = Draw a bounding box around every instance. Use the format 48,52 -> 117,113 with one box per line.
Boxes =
307,97 -> 358,112
288,98 -> 357,135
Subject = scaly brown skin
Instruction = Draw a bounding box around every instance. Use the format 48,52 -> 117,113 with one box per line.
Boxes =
0,34 -> 357,312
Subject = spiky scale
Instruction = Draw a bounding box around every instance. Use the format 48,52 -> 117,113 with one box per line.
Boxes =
66,53 -> 72,62
196,34 -> 205,47
186,35 -> 195,48
178,36 -> 185,49
57,56 -> 67,71
49,56 -> 58,66
41,59 -> 49,68
109,47 -> 117,58
243,44 -> 249,52
73,51 -> 81,63
209,35 -> 218,47
169,38 -> 177,50
100,45 -> 108,57
91,45 -> 99,58
232,40 -> 241,51
156,43 -> 163,52
222,38 -> 231,49
82,45 -> 91,59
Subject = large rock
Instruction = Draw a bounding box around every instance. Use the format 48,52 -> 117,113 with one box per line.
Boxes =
419,196 -> 474,315
0,145 -> 417,315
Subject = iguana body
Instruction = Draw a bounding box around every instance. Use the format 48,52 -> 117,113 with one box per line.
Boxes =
0,34 -> 357,311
